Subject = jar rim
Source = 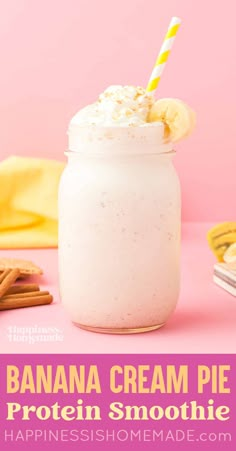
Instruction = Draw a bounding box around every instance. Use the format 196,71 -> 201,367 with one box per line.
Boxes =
64,149 -> 176,157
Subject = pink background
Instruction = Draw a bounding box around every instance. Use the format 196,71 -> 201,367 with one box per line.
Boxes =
0,0 -> 235,221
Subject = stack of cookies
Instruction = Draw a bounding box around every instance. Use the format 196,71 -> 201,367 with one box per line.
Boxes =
213,263 -> 236,297
207,224 -> 236,297
0,258 -> 53,310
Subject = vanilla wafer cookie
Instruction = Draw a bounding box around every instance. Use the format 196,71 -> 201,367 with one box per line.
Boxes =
0,258 -> 43,277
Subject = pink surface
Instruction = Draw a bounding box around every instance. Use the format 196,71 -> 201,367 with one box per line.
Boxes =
0,223 -> 235,354
0,1 -> 235,221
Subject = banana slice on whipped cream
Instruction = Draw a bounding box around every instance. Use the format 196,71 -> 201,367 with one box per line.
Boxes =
148,98 -> 196,142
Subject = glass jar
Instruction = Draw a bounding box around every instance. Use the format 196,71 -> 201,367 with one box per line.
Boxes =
58,123 -> 181,334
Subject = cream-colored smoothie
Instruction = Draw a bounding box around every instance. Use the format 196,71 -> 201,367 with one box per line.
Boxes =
58,85 -> 195,333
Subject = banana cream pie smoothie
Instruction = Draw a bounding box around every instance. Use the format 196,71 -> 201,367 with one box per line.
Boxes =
59,17 -> 195,333
58,85 -> 195,333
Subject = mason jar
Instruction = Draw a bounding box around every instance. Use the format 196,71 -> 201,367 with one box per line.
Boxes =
58,123 -> 181,334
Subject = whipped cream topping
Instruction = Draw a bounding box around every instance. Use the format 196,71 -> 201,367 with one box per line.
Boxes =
70,85 -> 155,127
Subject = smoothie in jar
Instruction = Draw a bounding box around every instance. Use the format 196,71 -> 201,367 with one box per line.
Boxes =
58,85 -> 195,333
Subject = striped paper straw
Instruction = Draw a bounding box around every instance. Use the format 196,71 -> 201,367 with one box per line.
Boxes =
146,16 -> 181,94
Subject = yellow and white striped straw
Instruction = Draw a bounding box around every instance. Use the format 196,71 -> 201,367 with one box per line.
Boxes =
146,16 -> 181,95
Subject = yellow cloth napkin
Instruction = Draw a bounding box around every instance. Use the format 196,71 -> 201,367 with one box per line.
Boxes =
0,156 -> 65,248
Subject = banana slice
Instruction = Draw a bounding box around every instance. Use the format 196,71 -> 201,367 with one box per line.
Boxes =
224,242 -> 236,263
148,98 -> 196,142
